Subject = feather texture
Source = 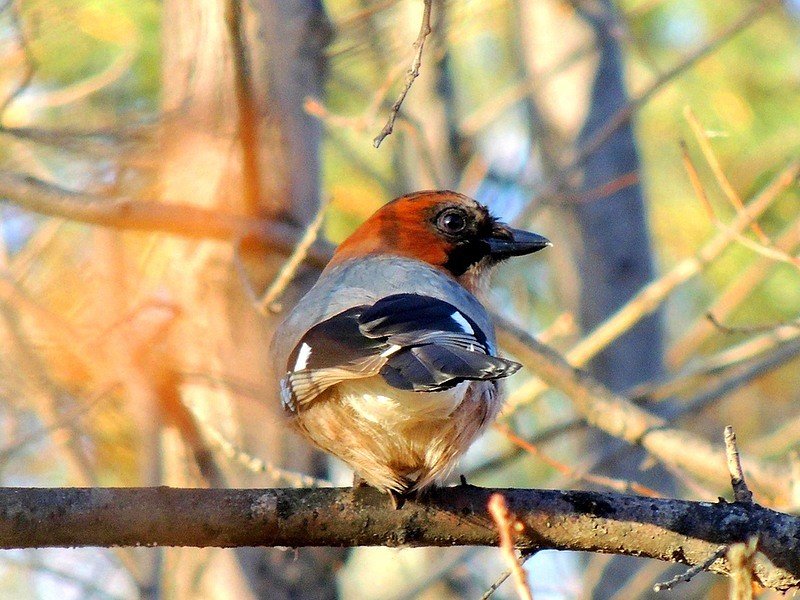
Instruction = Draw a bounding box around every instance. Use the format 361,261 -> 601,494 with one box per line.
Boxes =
280,294 -> 520,412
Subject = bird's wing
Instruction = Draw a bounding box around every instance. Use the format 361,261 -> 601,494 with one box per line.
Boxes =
280,294 -> 520,413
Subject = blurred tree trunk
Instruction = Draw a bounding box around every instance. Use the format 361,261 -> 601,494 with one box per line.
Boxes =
569,5 -> 664,394
519,0 -> 667,597
569,3 -> 674,597
156,0 -> 341,598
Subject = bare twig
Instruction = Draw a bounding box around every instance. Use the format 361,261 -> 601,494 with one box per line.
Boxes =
495,315 -> 790,503
681,140 -> 800,270
683,106 -> 769,243
480,551 -> 536,600
305,61 -> 408,132
0,170 -> 333,267
653,545 -> 727,592
707,313 -> 800,335
568,0 -> 779,173
725,426 -> 754,504
668,220 -> 800,366
372,0 -> 433,148
669,337 -> 800,423
506,160 -> 800,410
188,406 -> 331,488
257,197 -> 331,313
681,142 -> 800,272
727,538 -> 758,600
494,423 -> 660,497
467,419 -> 585,481
487,494 -> 533,600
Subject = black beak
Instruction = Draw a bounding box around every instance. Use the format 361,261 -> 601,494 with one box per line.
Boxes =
486,226 -> 551,260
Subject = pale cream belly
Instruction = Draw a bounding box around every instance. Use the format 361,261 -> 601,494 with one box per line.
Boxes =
292,376 -> 500,493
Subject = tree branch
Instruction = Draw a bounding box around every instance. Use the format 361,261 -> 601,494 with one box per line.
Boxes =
0,170 -> 332,267
495,316 -> 791,504
372,0 -> 433,148
1,486 -> 799,592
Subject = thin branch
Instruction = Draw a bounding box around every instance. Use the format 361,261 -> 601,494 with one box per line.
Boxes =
372,0 -> 433,148
707,313 -> 800,335
727,538 -> 758,600
575,337 -> 800,507
494,423 -> 660,497
185,401 -> 331,488
257,197 -> 331,313
668,337 -> 800,423
2,486 -> 800,591
668,221 -> 800,364
506,160 -> 800,410
479,551 -> 535,600
653,545 -> 727,592
681,143 -> 800,273
495,315 -> 790,503
467,419 -> 585,481
488,494 -> 533,600
725,426 -> 754,504
0,170 -> 332,267
683,106 -> 770,243
567,0 -> 779,173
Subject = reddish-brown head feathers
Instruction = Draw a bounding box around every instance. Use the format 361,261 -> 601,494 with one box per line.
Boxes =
330,191 -> 492,274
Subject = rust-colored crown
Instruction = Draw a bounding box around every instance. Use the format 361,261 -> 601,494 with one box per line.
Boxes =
329,190 -> 490,273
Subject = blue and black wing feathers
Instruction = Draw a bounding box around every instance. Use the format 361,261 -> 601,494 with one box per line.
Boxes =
281,294 -> 520,412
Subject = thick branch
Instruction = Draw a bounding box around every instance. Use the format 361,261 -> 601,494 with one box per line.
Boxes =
1,486 -> 799,591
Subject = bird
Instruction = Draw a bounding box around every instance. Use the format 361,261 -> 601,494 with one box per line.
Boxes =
272,190 -> 550,507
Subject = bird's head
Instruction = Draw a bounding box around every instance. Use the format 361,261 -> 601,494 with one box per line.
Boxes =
329,190 -> 550,291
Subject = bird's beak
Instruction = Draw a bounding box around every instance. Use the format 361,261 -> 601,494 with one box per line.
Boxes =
485,225 -> 551,259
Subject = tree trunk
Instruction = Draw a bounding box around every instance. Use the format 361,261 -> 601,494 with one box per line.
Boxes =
157,0 -> 341,597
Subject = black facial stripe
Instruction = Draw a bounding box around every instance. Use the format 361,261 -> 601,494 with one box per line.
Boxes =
442,240 -> 492,276
424,203 -> 498,276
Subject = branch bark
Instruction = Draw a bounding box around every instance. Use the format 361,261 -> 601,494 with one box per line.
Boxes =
2,486 -> 799,592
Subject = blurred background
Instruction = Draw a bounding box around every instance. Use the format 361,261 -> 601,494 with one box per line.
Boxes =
0,0 -> 798,598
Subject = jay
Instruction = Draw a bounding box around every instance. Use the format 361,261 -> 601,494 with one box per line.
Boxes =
272,190 -> 549,506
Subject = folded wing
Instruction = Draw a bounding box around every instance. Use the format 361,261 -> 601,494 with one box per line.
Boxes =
280,293 -> 520,413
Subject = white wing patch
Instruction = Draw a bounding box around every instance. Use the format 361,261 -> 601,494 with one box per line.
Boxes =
450,311 -> 474,334
293,342 -> 313,371
380,343 -> 402,358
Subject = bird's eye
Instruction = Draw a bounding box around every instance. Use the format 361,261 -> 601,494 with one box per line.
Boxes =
437,209 -> 467,234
